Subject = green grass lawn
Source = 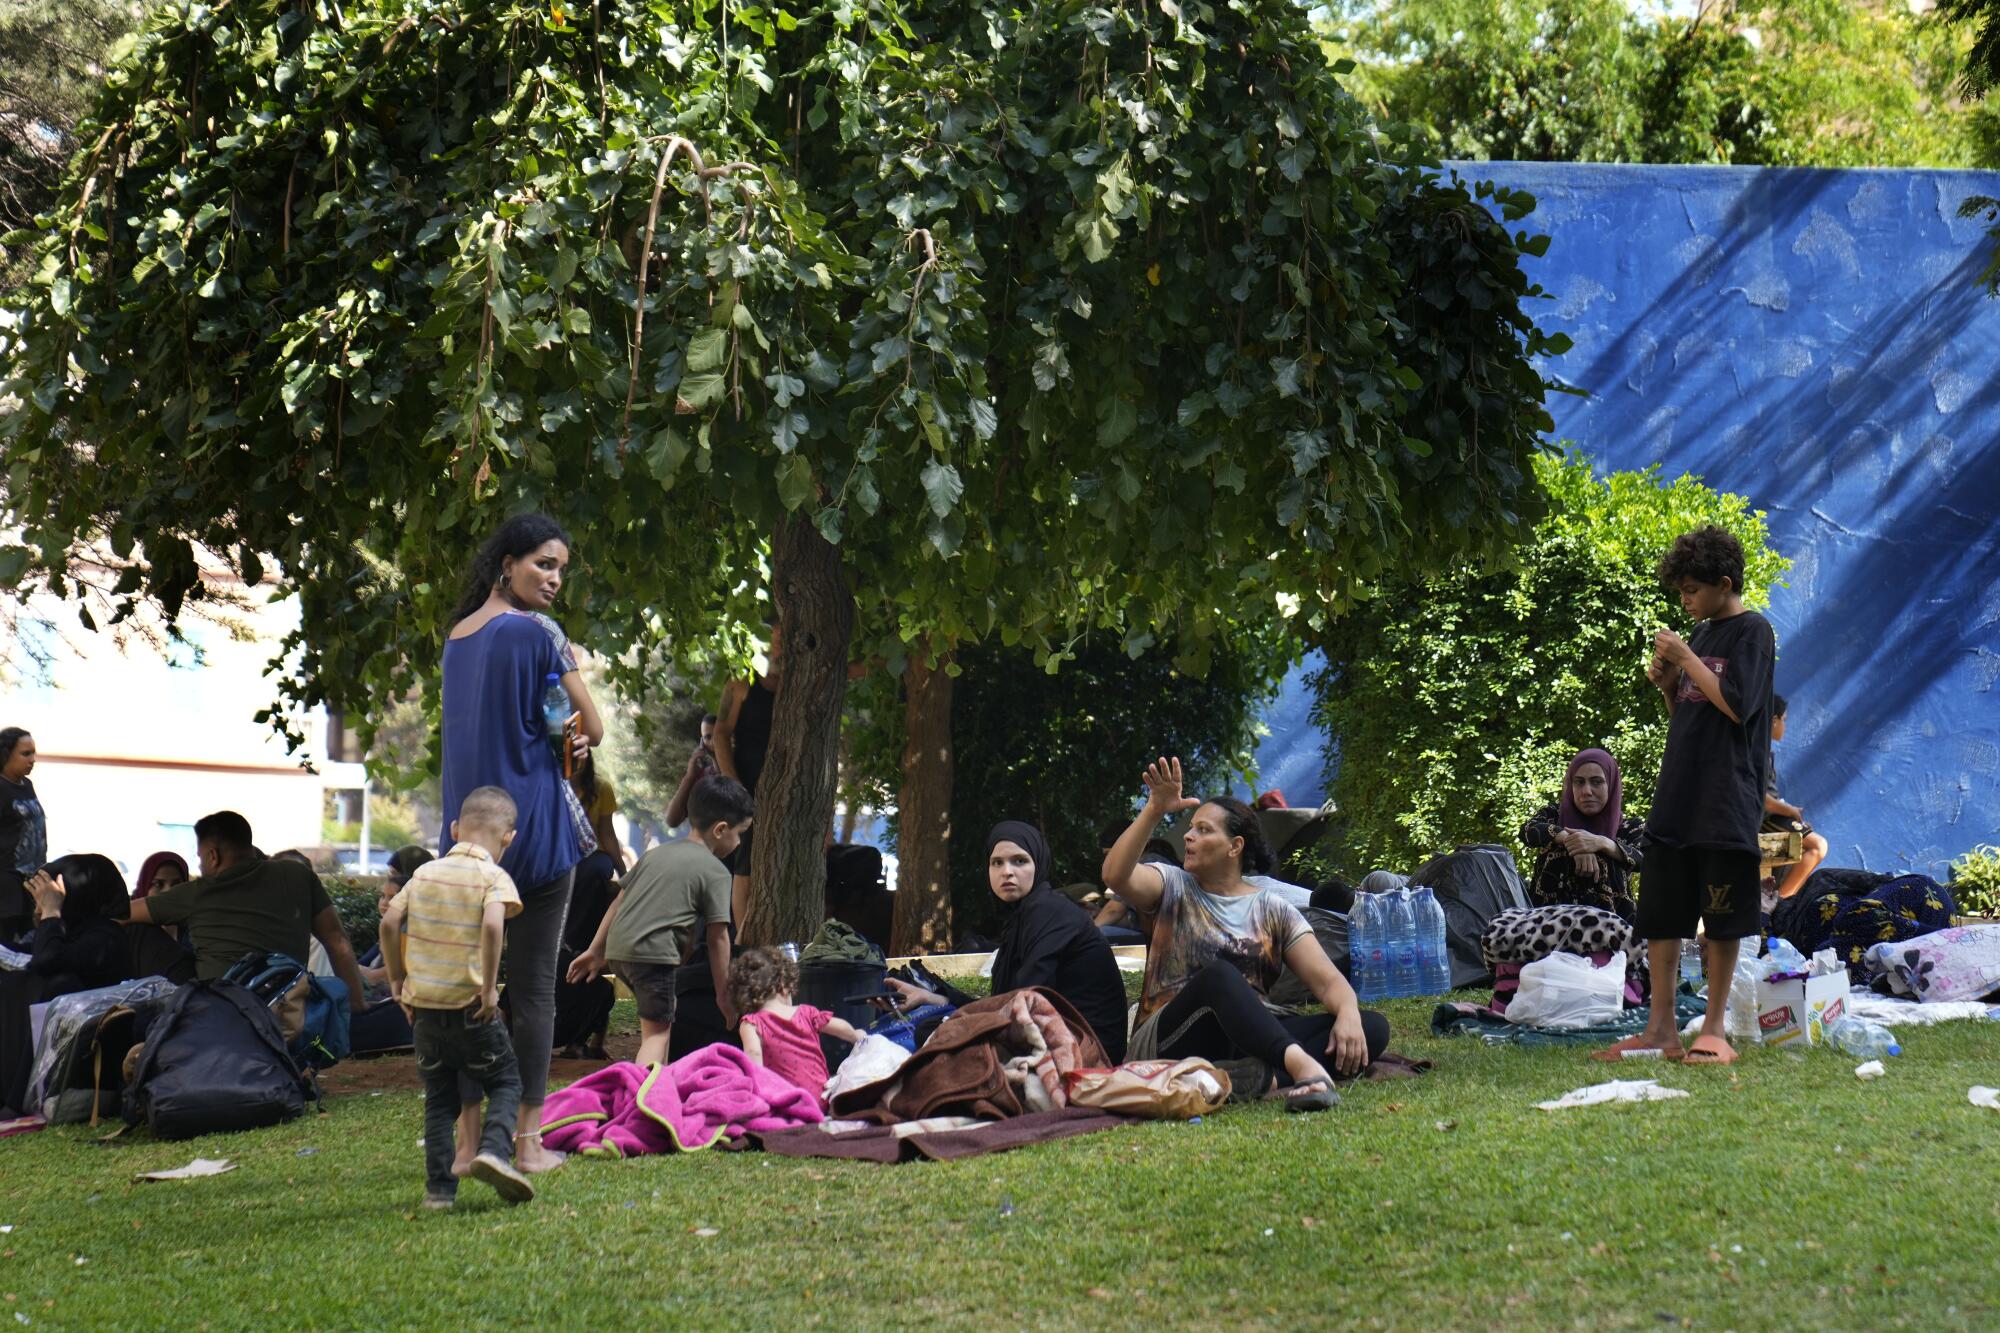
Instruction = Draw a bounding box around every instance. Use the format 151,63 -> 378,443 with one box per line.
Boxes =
5,994 -> 1999,1330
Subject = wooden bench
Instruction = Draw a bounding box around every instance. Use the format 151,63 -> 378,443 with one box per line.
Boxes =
884,945 -> 1147,973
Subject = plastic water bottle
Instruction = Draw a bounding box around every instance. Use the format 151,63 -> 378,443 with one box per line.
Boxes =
1678,939 -> 1703,988
544,668 -> 568,732
1388,889 -> 1421,999
542,671 -> 570,746
1825,1017 -> 1901,1060
1350,895 -> 1388,1002
1410,886 -> 1450,995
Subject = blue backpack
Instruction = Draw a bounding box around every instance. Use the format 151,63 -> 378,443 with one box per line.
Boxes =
220,952 -> 351,1070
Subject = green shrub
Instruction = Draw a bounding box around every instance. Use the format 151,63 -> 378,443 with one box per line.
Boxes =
324,873 -> 386,958
1948,845 -> 2000,919
1310,449 -> 1789,879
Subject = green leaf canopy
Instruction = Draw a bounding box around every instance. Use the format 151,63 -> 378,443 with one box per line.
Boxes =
3,0 -> 1565,734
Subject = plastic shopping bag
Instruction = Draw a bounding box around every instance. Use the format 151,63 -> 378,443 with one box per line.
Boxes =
1504,951 -> 1626,1029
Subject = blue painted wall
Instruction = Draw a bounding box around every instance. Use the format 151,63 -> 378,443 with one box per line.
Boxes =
1253,163 -> 2000,878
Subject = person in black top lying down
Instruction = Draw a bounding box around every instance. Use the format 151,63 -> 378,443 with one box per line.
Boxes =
883,820 -> 1130,1063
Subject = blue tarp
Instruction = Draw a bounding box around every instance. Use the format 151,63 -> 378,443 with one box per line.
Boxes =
1253,164 -> 2000,878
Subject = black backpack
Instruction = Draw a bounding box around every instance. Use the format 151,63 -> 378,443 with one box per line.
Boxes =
124,980 -> 313,1140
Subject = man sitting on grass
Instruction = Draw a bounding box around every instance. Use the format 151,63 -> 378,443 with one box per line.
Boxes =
127,809 -> 367,1012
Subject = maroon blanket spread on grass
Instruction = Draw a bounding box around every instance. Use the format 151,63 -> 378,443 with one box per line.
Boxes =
751,1105 -> 1131,1163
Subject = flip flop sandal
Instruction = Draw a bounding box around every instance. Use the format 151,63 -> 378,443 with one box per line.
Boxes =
1591,1034 -> 1685,1063
1282,1079 -> 1341,1113
1682,1035 -> 1738,1065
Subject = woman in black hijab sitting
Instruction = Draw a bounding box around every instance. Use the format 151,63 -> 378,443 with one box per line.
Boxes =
1,853 -> 137,1117
885,820 -> 1129,1062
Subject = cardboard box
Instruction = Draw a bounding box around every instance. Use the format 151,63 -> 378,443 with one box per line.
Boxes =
1754,969 -> 1850,1048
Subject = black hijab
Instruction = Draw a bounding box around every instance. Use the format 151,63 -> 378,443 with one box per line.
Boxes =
988,820 -> 1056,990
985,820 -> 1054,897
984,818 -> 1130,1063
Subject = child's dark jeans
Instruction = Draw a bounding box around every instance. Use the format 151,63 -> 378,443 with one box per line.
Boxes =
413,1004 -> 521,1198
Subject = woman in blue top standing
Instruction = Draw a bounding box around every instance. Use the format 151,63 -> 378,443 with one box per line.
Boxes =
442,513 -> 603,1174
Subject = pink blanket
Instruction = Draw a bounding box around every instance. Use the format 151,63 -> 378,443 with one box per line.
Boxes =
540,1046 -> 823,1156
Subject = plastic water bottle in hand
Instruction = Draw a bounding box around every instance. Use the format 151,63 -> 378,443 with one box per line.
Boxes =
1825,1016 -> 1901,1060
542,670 -> 576,772
543,671 -> 570,740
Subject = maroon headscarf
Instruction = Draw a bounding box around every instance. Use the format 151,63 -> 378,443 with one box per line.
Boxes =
1557,748 -> 1623,839
131,850 -> 190,899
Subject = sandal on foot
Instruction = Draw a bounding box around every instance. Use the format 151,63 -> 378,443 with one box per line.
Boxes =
1591,1034 -> 1685,1063
1682,1035 -> 1738,1066
1282,1079 -> 1341,1113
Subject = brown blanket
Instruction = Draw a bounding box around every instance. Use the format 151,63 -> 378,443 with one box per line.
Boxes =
829,987 -> 1110,1123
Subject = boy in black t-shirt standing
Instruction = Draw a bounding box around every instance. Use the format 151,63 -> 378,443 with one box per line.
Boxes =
1596,525 -> 1775,1067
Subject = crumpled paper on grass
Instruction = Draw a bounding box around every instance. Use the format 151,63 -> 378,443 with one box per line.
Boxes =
135,1158 -> 236,1182
1535,1079 -> 1689,1111
1970,1087 -> 2000,1111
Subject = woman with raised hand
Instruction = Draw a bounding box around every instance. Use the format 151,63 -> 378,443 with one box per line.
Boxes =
441,513 -> 603,1173
1103,758 -> 1389,1112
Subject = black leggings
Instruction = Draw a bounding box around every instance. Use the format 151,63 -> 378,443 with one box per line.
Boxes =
1156,960 -> 1390,1076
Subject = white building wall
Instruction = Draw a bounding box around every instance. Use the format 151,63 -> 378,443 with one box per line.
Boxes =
1,584 -> 327,880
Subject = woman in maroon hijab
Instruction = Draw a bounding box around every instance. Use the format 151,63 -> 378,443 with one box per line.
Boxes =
1519,747 -> 1647,920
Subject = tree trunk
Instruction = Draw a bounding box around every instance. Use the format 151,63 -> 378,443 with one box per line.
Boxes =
742,515 -> 854,948
891,649 -> 955,955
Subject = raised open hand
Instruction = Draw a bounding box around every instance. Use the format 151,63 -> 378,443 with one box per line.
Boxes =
28,869 -> 66,920
1142,756 -> 1201,814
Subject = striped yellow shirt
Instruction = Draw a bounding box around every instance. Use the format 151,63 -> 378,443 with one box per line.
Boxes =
390,843 -> 522,1009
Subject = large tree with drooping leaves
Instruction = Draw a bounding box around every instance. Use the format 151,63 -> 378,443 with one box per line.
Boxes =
1,0 -> 1567,948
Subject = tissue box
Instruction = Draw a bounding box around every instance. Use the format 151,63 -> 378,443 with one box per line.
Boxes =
1754,968 -> 1850,1048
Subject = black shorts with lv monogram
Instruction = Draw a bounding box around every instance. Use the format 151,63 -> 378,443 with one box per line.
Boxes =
1634,842 -> 1762,942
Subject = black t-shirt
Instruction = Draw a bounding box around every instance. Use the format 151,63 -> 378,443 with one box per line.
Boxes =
1646,610 -> 1776,853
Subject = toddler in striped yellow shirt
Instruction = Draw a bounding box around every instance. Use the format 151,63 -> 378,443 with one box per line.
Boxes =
380,785 -> 530,1210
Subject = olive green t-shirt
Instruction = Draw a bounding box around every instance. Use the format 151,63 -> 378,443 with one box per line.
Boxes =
605,839 -> 732,966
144,854 -> 334,980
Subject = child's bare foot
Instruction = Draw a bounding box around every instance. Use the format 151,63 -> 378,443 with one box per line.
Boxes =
450,1150 -> 477,1179
515,1131 -> 566,1174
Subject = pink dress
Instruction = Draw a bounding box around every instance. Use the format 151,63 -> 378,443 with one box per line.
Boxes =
743,1005 -> 834,1107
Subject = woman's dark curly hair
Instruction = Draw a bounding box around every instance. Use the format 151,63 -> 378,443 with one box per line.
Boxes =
450,513 -> 572,625
1656,524 -> 1746,594
1201,796 -> 1276,876
728,946 -> 798,1016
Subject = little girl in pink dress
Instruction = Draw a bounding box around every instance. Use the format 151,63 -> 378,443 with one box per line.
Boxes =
730,947 -> 865,1109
